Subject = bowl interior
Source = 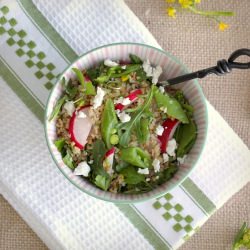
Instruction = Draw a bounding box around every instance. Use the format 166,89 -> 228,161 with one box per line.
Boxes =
45,43 -> 207,203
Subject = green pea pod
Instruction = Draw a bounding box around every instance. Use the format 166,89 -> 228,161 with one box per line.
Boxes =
101,99 -> 118,149
154,88 -> 189,124
120,147 -> 152,168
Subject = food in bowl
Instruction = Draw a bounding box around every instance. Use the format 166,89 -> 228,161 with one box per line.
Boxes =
49,54 -> 197,194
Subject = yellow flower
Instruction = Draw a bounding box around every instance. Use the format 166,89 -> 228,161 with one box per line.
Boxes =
194,0 -> 201,3
167,7 -> 177,18
178,0 -> 192,8
166,0 -> 175,3
219,22 -> 229,31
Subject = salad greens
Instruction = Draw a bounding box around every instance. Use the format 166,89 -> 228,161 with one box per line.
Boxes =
101,99 -> 118,149
50,53 -> 198,194
233,222 -> 250,250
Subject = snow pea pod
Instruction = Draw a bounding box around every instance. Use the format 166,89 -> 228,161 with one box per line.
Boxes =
101,99 -> 118,149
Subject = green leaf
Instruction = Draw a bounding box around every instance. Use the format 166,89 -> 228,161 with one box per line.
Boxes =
116,160 -> 130,172
54,138 -> 65,152
111,64 -> 141,78
174,90 -> 194,117
120,147 -> 152,168
154,88 -> 189,123
65,79 -> 78,99
92,139 -> 107,176
118,85 -> 156,147
72,67 -> 96,95
129,54 -> 143,64
175,119 -> 197,157
135,117 -> 150,144
62,150 -> 75,169
94,175 -> 111,191
49,95 -> 67,121
156,163 -> 178,185
120,166 -> 145,185
233,222 -> 248,250
101,99 -> 118,149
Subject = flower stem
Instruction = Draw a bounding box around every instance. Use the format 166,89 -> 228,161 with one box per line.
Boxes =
188,6 -> 234,17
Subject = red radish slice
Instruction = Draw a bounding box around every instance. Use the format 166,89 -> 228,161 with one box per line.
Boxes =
158,119 -> 180,153
84,74 -> 91,82
105,147 -> 115,157
69,106 -> 92,150
115,89 -> 142,111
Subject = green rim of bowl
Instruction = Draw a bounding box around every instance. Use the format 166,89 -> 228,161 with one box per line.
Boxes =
44,42 -> 208,204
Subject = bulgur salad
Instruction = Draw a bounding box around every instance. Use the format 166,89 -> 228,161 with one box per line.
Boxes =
49,54 -> 197,194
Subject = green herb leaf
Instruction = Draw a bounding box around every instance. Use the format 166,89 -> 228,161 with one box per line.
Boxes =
174,119 -> 197,157
156,163 -> 178,185
120,166 -> 145,185
116,160 -> 130,172
174,90 -> 194,117
49,95 -> 67,121
111,64 -> 141,78
92,139 -> 107,176
54,138 -> 65,152
94,175 -> 111,191
233,222 -> 249,250
154,88 -> 189,123
72,68 -> 96,95
65,79 -> 78,99
101,99 -> 118,149
120,147 -> 152,168
118,85 -> 155,147
129,54 -> 143,64
62,150 -> 75,169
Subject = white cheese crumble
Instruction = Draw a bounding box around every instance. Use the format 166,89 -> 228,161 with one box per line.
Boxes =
88,160 -> 94,164
138,168 -> 149,175
114,97 -> 124,104
142,59 -> 162,84
93,87 -> 105,109
104,59 -> 119,67
117,110 -> 131,123
77,110 -> 86,119
73,161 -> 90,177
166,138 -> 177,157
152,65 -> 163,84
155,125 -> 164,136
146,178 -> 151,182
63,101 -> 75,116
163,153 -> 169,163
121,65 -> 127,69
177,155 -> 187,164
159,86 -> 165,93
152,159 -> 161,173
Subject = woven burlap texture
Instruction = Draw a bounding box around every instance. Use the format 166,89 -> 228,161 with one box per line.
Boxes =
0,0 -> 249,249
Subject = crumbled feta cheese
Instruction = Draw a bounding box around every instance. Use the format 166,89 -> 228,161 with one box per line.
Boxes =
155,176 -> 159,180
121,65 -> 127,69
155,125 -> 164,136
146,178 -> 151,182
163,153 -> 169,163
142,59 -> 162,84
117,111 -> 131,123
104,59 -> 119,67
177,155 -> 187,164
166,138 -> 177,157
138,168 -> 149,175
159,86 -> 165,93
88,160 -> 93,164
152,159 -> 161,173
77,110 -> 86,119
152,65 -> 163,84
63,101 -> 75,116
143,59 -> 153,77
73,161 -> 90,177
121,97 -> 131,106
93,87 -> 105,109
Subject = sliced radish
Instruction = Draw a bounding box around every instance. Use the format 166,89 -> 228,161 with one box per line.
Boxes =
158,119 -> 180,153
69,106 -> 92,150
103,147 -> 115,175
115,89 -> 142,111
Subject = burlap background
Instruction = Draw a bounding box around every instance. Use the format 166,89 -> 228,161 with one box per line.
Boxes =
0,0 -> 249,249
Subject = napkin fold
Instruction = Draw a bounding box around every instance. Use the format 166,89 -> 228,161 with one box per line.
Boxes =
0,0 -> 249,249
